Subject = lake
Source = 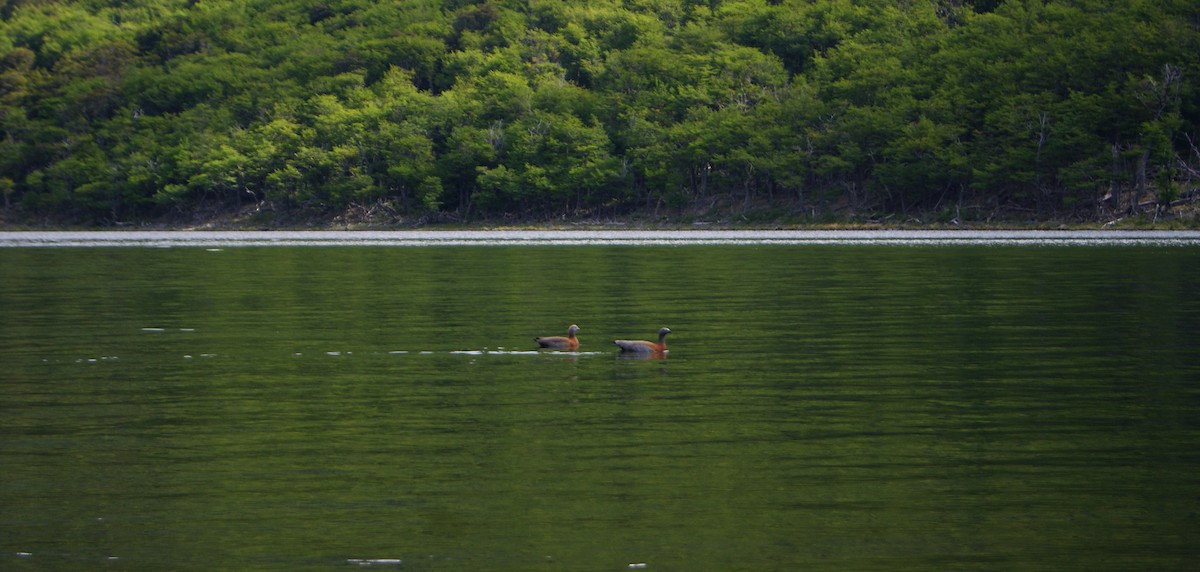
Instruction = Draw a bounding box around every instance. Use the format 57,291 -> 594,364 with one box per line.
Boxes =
2,231 -> 1199,570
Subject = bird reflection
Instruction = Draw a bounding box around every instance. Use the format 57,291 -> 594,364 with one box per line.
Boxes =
616,350 -> 667,360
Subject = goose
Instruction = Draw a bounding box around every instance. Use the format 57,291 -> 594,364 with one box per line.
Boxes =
614,327 -> 670,353
534,324 -> 580,350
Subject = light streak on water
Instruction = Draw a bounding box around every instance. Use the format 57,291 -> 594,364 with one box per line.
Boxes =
1,230 -> 1199,247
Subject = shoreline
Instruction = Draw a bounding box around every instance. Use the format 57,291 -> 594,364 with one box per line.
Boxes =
2,217 -> 1197,233
5,228 -> 1200,249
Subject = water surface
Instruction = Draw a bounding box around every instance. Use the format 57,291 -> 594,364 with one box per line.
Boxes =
2,237 -> 1199,570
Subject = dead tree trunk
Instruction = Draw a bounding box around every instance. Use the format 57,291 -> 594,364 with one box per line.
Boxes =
1108,142 -> 1122,210
1132,150 -> 1149,214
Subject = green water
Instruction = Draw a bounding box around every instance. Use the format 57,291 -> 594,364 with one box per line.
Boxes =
2,245 -> 1199,570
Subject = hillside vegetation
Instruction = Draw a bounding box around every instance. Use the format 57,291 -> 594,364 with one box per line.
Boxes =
1,0 -> 1198,226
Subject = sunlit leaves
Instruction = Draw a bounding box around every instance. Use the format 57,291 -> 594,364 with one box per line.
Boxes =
0,0 -> 1196,224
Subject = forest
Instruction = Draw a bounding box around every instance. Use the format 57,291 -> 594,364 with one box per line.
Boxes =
1,0 -> 1198,226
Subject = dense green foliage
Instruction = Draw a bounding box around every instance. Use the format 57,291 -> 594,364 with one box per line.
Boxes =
1,0 -> 1197,224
